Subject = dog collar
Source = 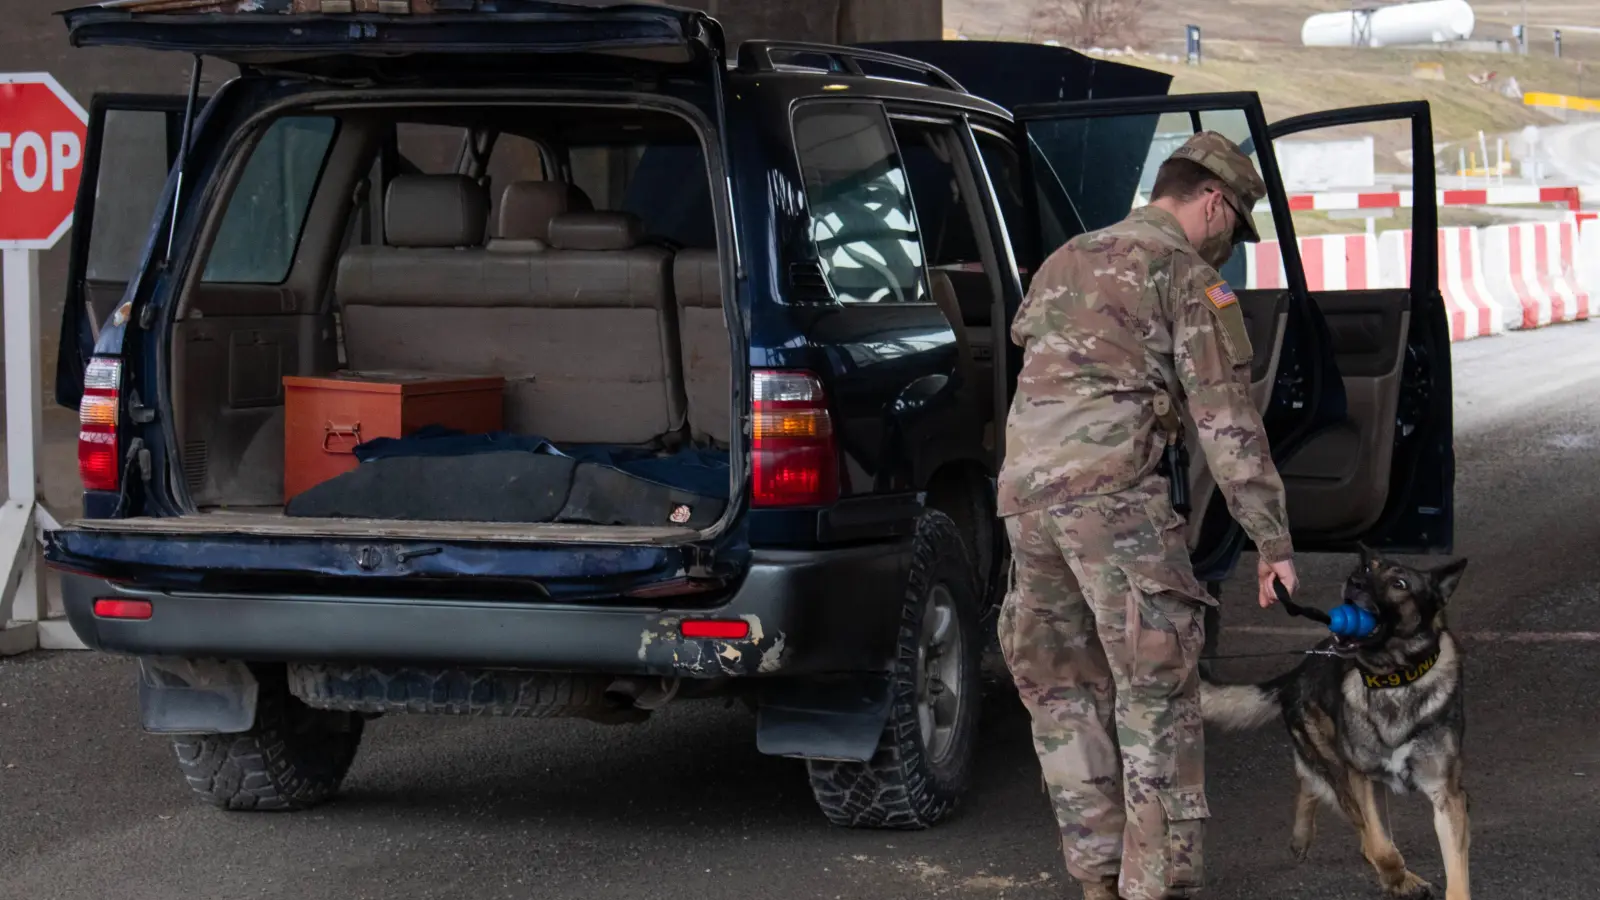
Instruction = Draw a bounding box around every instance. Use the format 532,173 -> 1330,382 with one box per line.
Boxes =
1358,646 -> 1442,690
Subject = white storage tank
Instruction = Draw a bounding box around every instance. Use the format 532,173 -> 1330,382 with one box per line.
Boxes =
1301,0 -> 1475,48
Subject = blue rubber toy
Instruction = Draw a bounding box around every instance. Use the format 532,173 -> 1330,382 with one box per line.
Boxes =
1327,604 -> 1377,639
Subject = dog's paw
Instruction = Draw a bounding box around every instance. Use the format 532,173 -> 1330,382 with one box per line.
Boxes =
1385,871 -> 1433,900
1289,839 -> 1312,863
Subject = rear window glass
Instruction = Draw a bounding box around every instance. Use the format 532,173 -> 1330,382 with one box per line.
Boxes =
569,141 -> 715,249
86,107 -> 180,283
202,116 -> 338,285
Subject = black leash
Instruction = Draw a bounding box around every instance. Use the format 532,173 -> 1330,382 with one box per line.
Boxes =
1200,650 -> 1309,661
1198,579 -> 1330,662
1271,577 -> 1331,626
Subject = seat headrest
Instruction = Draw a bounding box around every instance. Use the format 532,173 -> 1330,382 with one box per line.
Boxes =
498,181 -> 593,242
385,174 -> 488,248
548,211 -> 643,251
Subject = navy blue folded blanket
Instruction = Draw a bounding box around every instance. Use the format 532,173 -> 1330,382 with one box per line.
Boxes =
350,426 -> 730,499
285,426 -> 730,526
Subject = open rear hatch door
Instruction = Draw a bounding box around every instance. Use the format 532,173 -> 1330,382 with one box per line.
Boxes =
49,0 -> 744,598
857,40 -> 1172,112
61,0 -> 725,73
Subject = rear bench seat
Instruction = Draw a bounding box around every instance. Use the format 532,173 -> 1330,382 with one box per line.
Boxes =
337,173 -> 687,446
672,249 -> 731,447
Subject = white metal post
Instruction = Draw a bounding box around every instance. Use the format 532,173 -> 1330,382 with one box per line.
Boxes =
0,248 -> 43,655
5,249 -> 40,510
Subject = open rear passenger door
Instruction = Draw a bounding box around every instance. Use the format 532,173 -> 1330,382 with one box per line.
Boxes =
57,94 -> 192,410
1010,92 -> 1349,573
1267,102 -> 1454,555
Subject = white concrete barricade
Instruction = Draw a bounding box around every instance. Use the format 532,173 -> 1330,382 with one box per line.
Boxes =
1575,215 -> 1600,302
1376,227 -> 1505,341
1480,221 -> 1592,329
1245,233 -> 1380,292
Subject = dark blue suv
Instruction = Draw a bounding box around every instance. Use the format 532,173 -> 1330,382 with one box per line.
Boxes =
47,0 -> 1455,827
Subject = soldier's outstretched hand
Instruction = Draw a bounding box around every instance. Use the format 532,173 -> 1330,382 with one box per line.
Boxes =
1257,557 -> 1298,609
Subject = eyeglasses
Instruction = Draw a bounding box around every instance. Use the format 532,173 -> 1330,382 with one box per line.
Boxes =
1209,187 -> 1251,242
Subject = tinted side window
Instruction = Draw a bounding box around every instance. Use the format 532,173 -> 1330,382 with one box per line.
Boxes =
396,122 -> 469,174
202,116 -> 338,284
891,117 -> 998,326
892,119 -> 981,269
792,102 -> 927,305
973,129 -> 1037,281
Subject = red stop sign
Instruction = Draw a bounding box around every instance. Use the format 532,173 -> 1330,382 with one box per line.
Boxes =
0,74 -> 89,250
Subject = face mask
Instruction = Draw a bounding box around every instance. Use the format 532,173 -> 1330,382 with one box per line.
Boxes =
1196,196 -> 1236,270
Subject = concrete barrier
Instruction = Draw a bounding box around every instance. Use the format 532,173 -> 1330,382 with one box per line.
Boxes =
1376,227 -> 1505,341
1245,233 -> 1379,292
1242,222 -> 1598,342
1576,215 -> 1600,301
1480,221 -> 1591,329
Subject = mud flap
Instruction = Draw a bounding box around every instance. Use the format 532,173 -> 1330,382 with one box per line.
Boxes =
136,657 -> 259,734
754,673 -> 894,763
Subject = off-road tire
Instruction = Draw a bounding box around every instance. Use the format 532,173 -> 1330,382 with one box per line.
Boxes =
805,511 -> 983,829
172,665 -> 365,811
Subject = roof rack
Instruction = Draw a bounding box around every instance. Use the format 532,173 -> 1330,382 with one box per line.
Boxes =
735,41 -> 967,93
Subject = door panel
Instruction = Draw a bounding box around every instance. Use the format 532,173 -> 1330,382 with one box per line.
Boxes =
1279,291 -> 1409,535
1268,102 -> 1453,554
172,284 -> 329,508
1183,289 -> 1288,549
58,94 -> 192,409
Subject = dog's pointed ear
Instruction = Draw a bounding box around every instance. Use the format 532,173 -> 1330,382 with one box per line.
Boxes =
1429,558 -> 1468,602
1356,541 -> 1380,570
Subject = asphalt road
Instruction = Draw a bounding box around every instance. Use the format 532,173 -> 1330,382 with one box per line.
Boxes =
5,323 -> 1600,900
1536,120 -> 1600,185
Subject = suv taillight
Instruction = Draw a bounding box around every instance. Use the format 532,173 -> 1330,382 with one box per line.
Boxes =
78,357 -> 122,493
751,370 -> 838,508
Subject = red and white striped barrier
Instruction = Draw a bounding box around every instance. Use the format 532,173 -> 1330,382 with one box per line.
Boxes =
1375,228 -> 1505,341
1268,185 -> 1585,213
1480,221 -> 1592,329
1577,216 -> 1600,301
1245,233 -> 1380,292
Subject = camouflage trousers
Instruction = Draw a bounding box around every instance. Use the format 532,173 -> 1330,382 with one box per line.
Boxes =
998,473 -> 1215,900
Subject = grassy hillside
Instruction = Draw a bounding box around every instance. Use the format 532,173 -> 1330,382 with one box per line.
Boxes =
1147,45 -> 1582,157
945,0 -> 1600,164
946,0 -> 1600,56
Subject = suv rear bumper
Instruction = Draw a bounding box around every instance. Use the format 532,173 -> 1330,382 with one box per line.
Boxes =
59,542 -> 912,678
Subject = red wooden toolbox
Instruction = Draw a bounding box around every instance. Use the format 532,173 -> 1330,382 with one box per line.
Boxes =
282,370 -> 504,502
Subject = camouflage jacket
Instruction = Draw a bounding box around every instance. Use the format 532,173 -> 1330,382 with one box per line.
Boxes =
996,205 -> 1293,563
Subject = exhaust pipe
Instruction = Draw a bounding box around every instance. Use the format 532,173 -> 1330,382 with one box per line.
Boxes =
604,676 -> 681,711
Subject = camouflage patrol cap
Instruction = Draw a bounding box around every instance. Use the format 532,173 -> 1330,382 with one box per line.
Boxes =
1168,130 -> 1267,243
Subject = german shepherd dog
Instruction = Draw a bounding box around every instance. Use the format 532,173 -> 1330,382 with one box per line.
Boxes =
1200,547 -> 1470,900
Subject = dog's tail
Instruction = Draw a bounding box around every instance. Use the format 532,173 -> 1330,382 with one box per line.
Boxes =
1199,678 -> 1283,732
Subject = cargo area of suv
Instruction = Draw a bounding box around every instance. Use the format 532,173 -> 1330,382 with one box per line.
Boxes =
112,99 -> 739,538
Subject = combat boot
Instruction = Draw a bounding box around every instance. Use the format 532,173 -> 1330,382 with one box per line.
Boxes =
1077,875 -> 1123,900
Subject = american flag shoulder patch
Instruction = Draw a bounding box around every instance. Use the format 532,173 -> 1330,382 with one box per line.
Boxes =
1205,281 -> 1239,309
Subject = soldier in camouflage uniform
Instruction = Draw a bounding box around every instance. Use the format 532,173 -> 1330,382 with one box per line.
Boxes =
996,132 -> 1300,900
